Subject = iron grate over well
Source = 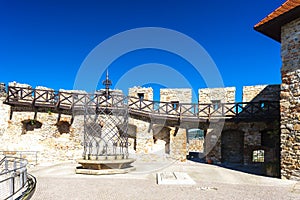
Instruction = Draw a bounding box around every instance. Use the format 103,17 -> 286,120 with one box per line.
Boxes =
77,91 -> 129,160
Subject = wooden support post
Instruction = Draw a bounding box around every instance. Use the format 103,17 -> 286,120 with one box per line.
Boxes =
174,126 -> 179,136
34,109 -> 37,120
70,114 -> 74,125
148,121 -> 153,133
9,108 -> 13,120
57,112 -> 61,123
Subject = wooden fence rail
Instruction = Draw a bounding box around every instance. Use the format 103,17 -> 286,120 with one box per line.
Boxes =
4,86 -> 279,122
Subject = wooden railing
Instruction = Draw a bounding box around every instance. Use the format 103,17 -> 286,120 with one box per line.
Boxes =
5,86 -> 279,121
128,96 -> 279,120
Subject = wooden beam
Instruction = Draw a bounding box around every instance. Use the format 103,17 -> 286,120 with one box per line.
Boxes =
34,108 -> 38,120
70,114 -> 75,125
9,108 -> 13,120
57,112 -> 61,123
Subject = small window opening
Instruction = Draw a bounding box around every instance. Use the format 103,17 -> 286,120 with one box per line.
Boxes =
260,101 -> 269,110
252,150 -> 264,162
211,100 -> 221,110
171,101 -> 179,110
137,93 -> 144,100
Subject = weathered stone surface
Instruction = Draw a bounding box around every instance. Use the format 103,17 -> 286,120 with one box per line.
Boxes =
294,124 -> 300,131
128,87 -> 153,100
199,87 -> 235,103
187,139 -> 204,152
280,17 -> 300,181
0,102 -> 84,164
160,88 -> 192,103
242,85 -> 280,102
0,97 -> 9,136
170,128 -> 187,161
0,83 -> 282,176
8,81 -> 31,88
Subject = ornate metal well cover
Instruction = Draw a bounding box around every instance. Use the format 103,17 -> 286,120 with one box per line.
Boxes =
83,91 -> 128,160
80,72 -> 129,160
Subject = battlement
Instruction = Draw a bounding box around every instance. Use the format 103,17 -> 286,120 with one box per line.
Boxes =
2,82 -> 280,104
128,84 -> 280,104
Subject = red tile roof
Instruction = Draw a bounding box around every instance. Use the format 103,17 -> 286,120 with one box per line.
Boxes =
255,0 -> 300,28
254,0 -> 300,42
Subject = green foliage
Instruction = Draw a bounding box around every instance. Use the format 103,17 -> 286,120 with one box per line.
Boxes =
47,109 -> 52,115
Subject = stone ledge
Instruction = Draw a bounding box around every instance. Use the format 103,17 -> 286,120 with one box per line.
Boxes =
75,165 -> 136,175
77,158 -> 135,170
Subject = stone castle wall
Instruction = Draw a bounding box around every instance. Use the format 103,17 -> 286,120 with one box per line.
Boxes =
198,87 -> 235,103
242,85 -> 280,102
128,87 -> 153,100
0,97 -> 9,136
206,121 -> 279,165
160,88 -> 192,103
0,108 -> 83,164
0,83 -> 280,166
280,17 -> 300,180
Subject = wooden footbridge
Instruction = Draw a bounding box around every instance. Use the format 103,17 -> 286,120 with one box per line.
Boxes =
4,86 -> 280,125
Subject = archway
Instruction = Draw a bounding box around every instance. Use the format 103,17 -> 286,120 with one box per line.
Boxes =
152,125 -> 171,154
118,123 -> 137,152
187,128 -> 204,159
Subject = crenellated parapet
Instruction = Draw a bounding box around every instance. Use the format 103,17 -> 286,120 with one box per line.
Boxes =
198,87 -> 235,104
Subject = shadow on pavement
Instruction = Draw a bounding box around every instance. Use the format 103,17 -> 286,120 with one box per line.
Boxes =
187,152 -> 269,177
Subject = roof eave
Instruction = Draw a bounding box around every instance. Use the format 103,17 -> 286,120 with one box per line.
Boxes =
254,6 -> 300,42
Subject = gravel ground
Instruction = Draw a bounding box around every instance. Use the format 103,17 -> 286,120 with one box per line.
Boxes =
29,161 -> 300,200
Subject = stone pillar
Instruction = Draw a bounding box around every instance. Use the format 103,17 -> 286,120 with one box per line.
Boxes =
204,127 -> 221,164
280,18 -> 300,180
129,118 -> 153,154
242,123 -> 262,165
170,128 -> 187,161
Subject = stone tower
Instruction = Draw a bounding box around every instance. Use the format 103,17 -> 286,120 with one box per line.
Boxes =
255,0 -> 300,180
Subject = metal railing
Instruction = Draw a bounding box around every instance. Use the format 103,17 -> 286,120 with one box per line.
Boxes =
0,156 -> 36,200
0,151 -> 39,166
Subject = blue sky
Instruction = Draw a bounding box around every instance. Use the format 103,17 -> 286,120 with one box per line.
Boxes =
0,0 -> 285,102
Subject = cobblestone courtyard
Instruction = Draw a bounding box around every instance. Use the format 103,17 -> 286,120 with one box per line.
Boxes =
29,160 -> 300,200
